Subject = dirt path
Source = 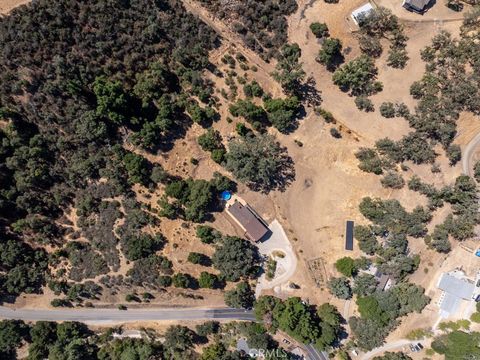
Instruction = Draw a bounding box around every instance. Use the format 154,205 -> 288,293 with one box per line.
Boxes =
462,130 -> 480,177
181,0 -> 276,77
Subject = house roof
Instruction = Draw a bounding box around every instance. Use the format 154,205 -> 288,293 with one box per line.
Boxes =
404,0 -> 431,10
227,201 -> 269,242
440,292 -> 460,315
377,274 -> 390,291
438,273 -> 475,300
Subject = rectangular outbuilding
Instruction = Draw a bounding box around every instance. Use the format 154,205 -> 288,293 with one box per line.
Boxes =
345,220 -> 354,250
403,0 -> 432,14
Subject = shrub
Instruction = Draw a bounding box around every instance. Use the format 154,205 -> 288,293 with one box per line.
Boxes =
198,272 -> 218,289
380,102 -> 396,118
187,252 -> 210,266
358,34 -> 382,58
328,277 -> 352,299
446,144 -> 461,165
335,257 -> 356,277
387,48 -> 409,69
224,282 -> 255,309
317,38 -> 343,71
355,96 -> 374,112
310,22 -> 329,38
330,128 -> 341,138
172,273 -> 196,289
196,225 -> 221,244
380,172 -> 405,189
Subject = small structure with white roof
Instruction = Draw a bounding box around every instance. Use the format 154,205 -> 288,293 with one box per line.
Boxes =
351,3 -> 375,26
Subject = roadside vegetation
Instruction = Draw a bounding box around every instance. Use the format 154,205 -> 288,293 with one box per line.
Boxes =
254,296 -> 343,350
0,319 -> 296,359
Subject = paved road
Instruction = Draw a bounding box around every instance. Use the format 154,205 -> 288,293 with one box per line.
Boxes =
462,130 -> 480,177
0,306 -> 255,323
0,305 -> 326,359
304,344 -> 328,360
360,340 -> 411,360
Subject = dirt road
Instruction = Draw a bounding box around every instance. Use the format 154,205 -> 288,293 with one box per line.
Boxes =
462,130 -> 480,177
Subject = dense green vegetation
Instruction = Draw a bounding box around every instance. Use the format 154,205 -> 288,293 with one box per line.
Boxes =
255,296 -> 343,350
333,55 -> 383,111
198,0 -> 298,60
344,194 -> 432,350
0,319 -> 297,360
317,38 -> 344,71
225,134 -> 295,192
357,7 -> 409,69
0,0 -> 223,300
431,330 -> 480,359
212,236 -> 260,281
409,175 -> 479,252
373,353 -> 412,360
349,282 -> 429,350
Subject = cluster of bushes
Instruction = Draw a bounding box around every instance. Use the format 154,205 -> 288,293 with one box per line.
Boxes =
355,136 -> 435,175
271,43 -> 306,96
357,26 -> 480,171
0,0 -> 220,301
354,197 -> 429,271
431,330 -> 480,359
198,129 -> 226,164
409,175 -> 479,252
0,239 -> 48,297
225,134 -> 295,193
333,55 -> 383,111
348,283 -> 429,350
62,241 -> 109,281
159,172 -> 235,222
229,94 -> 302,134
198,0 -> 298,60
255,296 -> 343,350
0,319 -> 296,360
357,7 -> 409,69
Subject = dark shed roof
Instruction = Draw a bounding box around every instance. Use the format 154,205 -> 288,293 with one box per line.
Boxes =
345,220 -> 354,250
228,201 -> 269,242
404,0 -> 431,11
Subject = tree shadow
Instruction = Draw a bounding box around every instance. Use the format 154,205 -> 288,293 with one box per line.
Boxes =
247,150 -> 296,194
296,76 -> 322,107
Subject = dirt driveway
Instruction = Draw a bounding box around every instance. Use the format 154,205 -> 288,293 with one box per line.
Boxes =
255,220 -> 298,298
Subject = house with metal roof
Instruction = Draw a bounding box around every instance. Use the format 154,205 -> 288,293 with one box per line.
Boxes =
437,272 -> 475,316
226,199 -> 269,242
403,0 -> 432,14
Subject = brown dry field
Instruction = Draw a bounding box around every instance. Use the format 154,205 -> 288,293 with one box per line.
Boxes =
274,0 -> 479,339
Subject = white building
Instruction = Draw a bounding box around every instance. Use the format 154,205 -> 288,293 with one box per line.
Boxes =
351,3 -> 374,26
437,271 -> 475,317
